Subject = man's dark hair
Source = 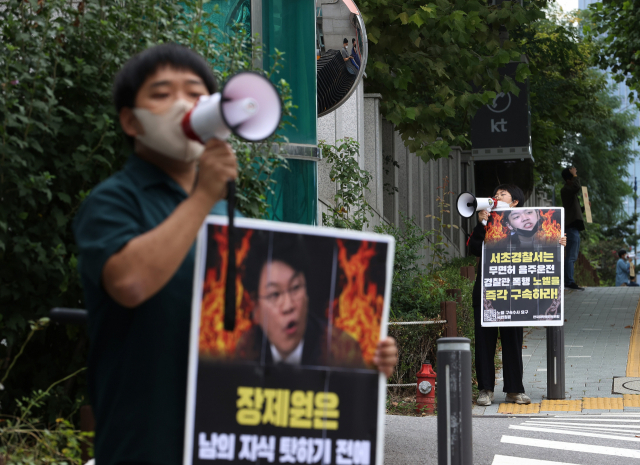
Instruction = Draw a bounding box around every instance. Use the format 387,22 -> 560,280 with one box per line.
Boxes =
492,184 -> 525,207
243,231 -> 308,297
561,167 -> 574,182
112,43 -> 217,114
352,38 -> 356,43
619,249 -> 627,258
343,38 -> 348,44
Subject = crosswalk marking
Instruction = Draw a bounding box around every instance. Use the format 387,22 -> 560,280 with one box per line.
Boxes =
493,414 -> 640,464
509,424 -> 640,442
500,435 -> 640,458
526,417 -> 640,422
525,424 -> 640,435
526,420 -> 640,428
491,455 -> 581,465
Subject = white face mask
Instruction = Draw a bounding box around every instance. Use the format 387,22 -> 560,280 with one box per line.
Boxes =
133,99 -> 205,162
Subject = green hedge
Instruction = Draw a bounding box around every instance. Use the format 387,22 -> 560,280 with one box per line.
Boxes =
0,0 -> 290,423
388,257 -> 476,388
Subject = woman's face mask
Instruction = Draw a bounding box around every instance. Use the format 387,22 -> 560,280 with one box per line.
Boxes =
133,99 -> 204,162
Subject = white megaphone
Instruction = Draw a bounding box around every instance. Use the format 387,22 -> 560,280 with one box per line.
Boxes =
182,71 -> 282,143
180,71 -> 282,334
456,192 -> 499,226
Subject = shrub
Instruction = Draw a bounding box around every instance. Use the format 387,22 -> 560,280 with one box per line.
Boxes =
0,0 -> 290,420
374,213 -> 433,318
0,318 -> 91,464
319,138 -> 373,231
387,257 -> 476,388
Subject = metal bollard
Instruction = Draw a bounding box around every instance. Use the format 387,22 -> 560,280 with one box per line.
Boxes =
546,326 -> 566,399
440,301 -> 458,338
437,337 -> 472,465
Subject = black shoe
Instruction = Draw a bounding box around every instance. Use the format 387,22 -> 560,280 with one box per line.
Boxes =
565,283 -> 584,290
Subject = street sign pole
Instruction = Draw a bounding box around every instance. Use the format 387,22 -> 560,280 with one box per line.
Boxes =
437,337 -> 473,465
546,326 -> 565,400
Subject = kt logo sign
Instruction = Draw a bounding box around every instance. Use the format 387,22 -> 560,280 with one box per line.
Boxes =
487,92 -> 512,114
491,118 -> 508,133
470,62 -> 530,150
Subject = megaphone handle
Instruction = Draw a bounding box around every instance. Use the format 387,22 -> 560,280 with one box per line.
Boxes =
224,180 -> 236,332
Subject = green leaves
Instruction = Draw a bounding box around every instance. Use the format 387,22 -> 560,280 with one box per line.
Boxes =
589,0 -> 640,109
361,0 -> 544,162
0,0 -> 291,419
397,12 -> 409,24
319,138 -> 374,231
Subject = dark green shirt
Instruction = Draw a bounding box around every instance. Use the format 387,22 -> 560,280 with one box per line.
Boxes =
73,154 -> 236,465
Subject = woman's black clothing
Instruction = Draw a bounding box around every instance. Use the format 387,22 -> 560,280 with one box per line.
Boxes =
469,221 -> 525,393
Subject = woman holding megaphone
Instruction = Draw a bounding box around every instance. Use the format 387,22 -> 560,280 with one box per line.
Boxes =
469,184 -> 531,407
470,185 -> 567,407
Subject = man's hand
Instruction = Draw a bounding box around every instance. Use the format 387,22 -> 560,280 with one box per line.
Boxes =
194,139 -> 238,204
478,210 -> 489,223
559,233 -> 567,247
570,166 -> 577,177
373,337 -> 398,378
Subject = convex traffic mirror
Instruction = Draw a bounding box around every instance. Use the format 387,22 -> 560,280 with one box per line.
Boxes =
316,0 -> 368,117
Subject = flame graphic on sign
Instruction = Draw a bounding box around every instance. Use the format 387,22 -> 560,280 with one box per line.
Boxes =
199,228 -> 254,358
485,211 -> 508,243
331,240 -> 384,364
536,210 -> 562,245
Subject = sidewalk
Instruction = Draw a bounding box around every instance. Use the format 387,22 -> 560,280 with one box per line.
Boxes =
473,286 -> 640,415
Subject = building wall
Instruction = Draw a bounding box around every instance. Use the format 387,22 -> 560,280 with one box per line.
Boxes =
317,84 -> 555,268
317,89 -> 468,268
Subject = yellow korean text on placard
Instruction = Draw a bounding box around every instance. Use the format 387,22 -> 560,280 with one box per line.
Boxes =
236,387 -> 340,430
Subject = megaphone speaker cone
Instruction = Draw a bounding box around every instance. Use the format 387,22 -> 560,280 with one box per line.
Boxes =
221,72 -> 282,142
456,192 -> 477,218
223,97 -> 259,128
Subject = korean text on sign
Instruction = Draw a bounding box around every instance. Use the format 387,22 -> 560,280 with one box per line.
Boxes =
237,387 -> 340,430
197,434 -> 372,464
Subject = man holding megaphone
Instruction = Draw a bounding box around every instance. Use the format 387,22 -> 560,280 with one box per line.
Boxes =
73,44 -> 241,465
73,44 -> 398,465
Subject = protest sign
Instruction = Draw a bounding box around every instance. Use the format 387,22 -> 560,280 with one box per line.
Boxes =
184,217 -> 395,465
481,207 -> 564,327
582,186 -> 593,223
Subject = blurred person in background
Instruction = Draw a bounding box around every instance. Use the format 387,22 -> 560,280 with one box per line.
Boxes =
561,167 -> 586,290
616,249 -> 632,286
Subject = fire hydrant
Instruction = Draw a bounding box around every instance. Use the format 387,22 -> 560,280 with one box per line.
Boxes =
416,359 -> 436,414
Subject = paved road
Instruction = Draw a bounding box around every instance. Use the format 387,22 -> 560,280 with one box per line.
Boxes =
384,414 -> 640,465
383,286 -> 640,462
476,286 -> 640,414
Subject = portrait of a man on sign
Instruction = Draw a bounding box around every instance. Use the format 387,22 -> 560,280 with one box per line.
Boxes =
481,207 -> 564,327
184,217 -> 394,465
197,227 -> 387,369
233,231 -> 367,368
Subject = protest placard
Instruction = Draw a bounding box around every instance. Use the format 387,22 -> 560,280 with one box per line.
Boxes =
481,207 -> 564,327
582,186 -> 593,223
183,217 -> 394,465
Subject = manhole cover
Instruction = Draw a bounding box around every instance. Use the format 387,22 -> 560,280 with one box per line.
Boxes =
612,377 -> 640,394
